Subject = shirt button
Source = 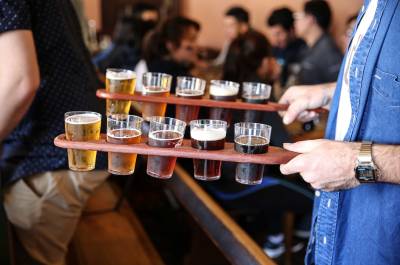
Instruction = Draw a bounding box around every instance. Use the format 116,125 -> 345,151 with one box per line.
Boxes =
315,190 -> 321,197
327,199 -> 332,208
323,236 -> 327,245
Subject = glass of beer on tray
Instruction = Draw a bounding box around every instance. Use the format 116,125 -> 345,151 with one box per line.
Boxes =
141,72 -> 172,121
208,80 -> 239,125
106,68 -> 136,115
147,117 -> 186,179
65,111 -> 102,171
234,122 -> 271,185
190,119 -> 227,181
242,82 -> 272,122
107,114 -> 143,175
175,76 -> 206,124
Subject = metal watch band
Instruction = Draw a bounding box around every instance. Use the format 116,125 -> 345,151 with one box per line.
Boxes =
358,141 -> 373,164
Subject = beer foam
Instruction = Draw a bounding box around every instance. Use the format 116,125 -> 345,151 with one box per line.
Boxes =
191,127 -> 226,141
176,90 -> 204,97
235,135 -> 269,146
65,113 -> 100,124
209,84 -> 239,97
106,70 -> 136,80
107,129 -> 141,139
143,86 -> 170,93
148,130 -> 183,141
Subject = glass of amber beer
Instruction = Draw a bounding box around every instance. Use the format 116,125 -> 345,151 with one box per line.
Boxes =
65,111 -> 102,171
241,82 -> 271,122
106,68 -> 136,115
141,72 -> 172,121
175,76 -> 206,124
190,119 -> 227,181
107,114 -> 143,175
147,117 -> 186,179
234,122 -> 271,185
208,80 -> 239,125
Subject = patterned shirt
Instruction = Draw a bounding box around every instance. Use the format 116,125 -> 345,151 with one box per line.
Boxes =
0,0 -> 105,185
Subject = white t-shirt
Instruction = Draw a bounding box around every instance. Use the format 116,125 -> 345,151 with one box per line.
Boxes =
335,0 -> 378,140
134,59 -> 148,93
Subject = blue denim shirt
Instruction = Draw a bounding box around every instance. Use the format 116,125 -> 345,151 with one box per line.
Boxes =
306,1 -> 400,264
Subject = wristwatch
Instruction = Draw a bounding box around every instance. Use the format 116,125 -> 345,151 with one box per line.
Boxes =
354,141 -> 379,183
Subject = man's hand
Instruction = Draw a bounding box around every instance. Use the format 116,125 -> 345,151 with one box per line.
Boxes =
280,139 -> 361,191
278,83 -> 336,125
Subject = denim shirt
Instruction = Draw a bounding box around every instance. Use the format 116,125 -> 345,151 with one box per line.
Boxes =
306,0 -> 400,264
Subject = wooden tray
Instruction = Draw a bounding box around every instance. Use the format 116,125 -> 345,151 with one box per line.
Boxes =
54,134 -> 297,165
96,89 -> 326,113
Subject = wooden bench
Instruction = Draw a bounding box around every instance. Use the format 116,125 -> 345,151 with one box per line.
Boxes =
67,181 -> 164,265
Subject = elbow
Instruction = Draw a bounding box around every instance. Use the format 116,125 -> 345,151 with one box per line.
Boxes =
19,73 -> 40,102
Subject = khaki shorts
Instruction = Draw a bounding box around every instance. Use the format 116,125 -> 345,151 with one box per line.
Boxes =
3,170 -> 109,265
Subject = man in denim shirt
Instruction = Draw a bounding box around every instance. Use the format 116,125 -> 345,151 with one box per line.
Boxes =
279,0 -> 400,264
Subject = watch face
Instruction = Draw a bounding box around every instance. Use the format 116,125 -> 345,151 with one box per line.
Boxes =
356,165 -> 376,182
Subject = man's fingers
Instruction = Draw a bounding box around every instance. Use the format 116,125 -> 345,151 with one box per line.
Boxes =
280,155 -> 306,175
282,99 -> 308,125
298,111 -> 318,123
283,139 -> 325,153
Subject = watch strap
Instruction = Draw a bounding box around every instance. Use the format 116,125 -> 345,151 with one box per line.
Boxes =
358,141 -> 373,164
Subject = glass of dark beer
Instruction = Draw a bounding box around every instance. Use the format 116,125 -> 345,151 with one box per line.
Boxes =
208,80 -> 239,125
107,114 -> 143,175
147,117 -> 186,179
241,82 -> 272,122
141,72 -> 172,121
106,68 -> 136,115
175,76 -> 206,124
190,119 -> 227,181
234,122 -> 271,185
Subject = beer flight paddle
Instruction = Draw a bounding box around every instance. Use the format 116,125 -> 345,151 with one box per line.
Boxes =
54,134 -> 298,165
96,89 -> 327,113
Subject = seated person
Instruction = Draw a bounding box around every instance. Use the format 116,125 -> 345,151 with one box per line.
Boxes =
214,6 -> 251,66
93,2 -> 159,73
202,30 -> 313,259
294,0 -> 342,85
266,7 -> 306,88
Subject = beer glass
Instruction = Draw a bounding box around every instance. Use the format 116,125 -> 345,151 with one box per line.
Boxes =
106,68 -> 136,115
190,119 -> 227,181
209,80 -> 239,125
65,111 -> 102,171
107,114 -> 143,175
147,117 -> 186,179
141,72 -> 172,121
242,82 -> 272,122
234,122 -> 271,185
175,76 -> 206,124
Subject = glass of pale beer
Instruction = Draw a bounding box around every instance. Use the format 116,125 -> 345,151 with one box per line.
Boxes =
147,117 -> 186,179
234,122 -> 271,185
107,114 -> 143,175
141,72 -> 172,121
65,111 -> 102,171
106,68 -> 136,115
175,76 -> 206,124
190,119 -> 227,181
208,80 -> 239,125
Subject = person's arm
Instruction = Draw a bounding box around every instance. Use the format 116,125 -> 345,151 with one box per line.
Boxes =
278,82 -> 336,125
280,140 -> 400,191
0,30 -> 40,140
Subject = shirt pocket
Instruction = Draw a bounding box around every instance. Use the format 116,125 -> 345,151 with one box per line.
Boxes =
372,67 -> 400,107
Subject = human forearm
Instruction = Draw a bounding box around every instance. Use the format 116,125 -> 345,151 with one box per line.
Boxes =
372,145 -> 400,184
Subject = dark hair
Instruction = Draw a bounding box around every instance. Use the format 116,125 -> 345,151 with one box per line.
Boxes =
225,6 -> 249,23
267,7 -> 294,31
143,16 -> 200,62
304,0 -> 332,30
223,30 -> 271,83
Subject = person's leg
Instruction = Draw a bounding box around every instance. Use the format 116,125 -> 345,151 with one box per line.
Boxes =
3,170 -> 109,265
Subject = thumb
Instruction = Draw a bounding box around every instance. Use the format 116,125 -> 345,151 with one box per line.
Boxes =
282,99 -> 308,125
283,140 -> 324,153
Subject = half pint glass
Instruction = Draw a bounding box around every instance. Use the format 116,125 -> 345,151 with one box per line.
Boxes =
147,117 -> 186,179
106,68 -> 136,115
65,111 -> 101,171
141,72 -> 172,121
190,119 -> 227,181
175,76 -> 206,124
234,122 -> 271,185
107,114 -> 143,175
209,80 -> 239,125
